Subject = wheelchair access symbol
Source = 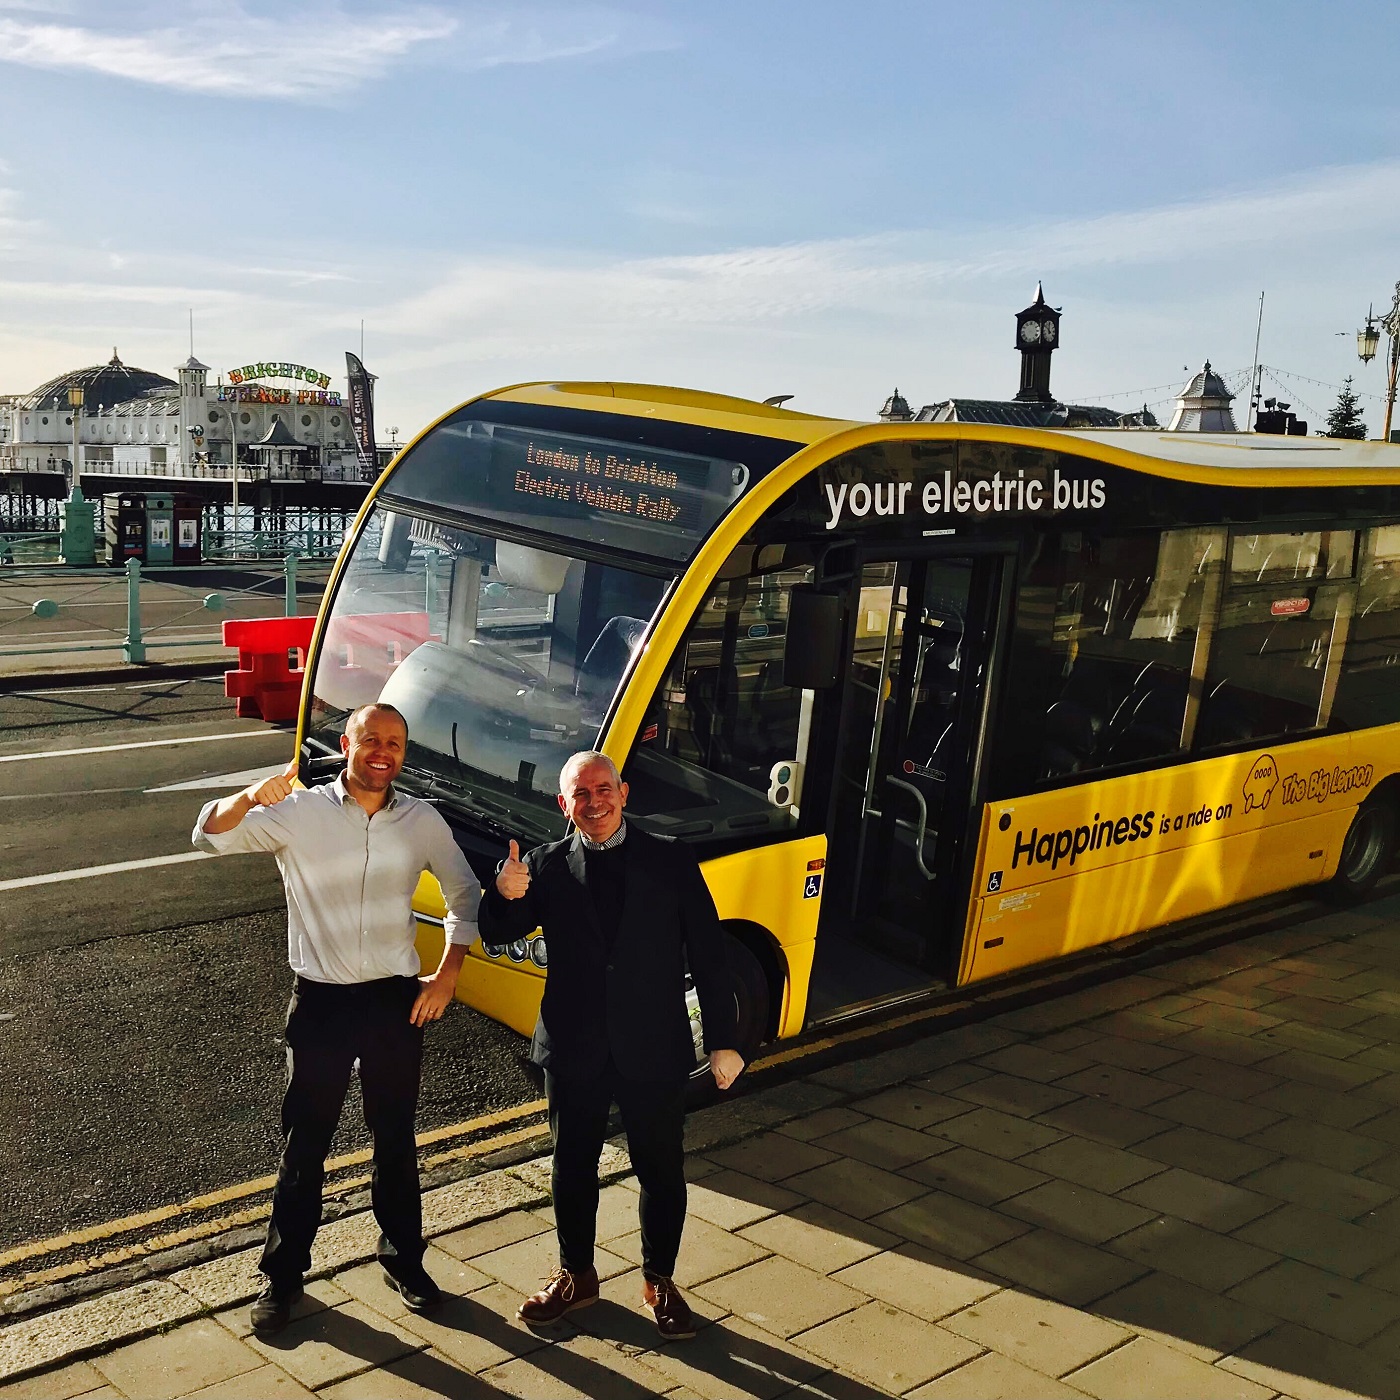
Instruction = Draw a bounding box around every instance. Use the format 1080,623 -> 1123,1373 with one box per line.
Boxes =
803,873 -> 823,899
987,870 -> 1003,893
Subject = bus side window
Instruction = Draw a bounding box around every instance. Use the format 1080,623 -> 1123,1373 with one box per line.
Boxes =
991,529 -> 1209,796
623,566 -> 812,843
1196,529 -> 1356,749
1333,526 -> 1400,729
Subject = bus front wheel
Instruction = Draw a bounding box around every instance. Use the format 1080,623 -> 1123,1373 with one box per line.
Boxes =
1327,799 -> 1398,903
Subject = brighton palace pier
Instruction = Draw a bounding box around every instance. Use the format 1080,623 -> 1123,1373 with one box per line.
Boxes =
0,350 -> 375,512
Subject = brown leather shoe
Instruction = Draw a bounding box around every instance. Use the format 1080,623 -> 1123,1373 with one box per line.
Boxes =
517,1266 -> 599,1324
642,1274 -> 696,1340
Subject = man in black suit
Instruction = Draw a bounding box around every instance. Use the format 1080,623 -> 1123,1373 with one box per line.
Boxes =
478,750 -> 744,1340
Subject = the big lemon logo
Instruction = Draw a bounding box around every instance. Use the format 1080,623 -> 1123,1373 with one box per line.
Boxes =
1243,754 -> 1278,814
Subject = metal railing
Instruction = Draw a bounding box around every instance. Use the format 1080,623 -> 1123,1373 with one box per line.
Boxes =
0,505 -> 353,566
0,554 -> 329,666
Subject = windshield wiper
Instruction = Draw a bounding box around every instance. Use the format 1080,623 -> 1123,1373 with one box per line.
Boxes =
397,763 -> 552,842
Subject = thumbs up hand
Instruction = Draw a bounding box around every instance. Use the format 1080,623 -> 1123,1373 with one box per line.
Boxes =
249,758 -> 299,808
496,839 -> 531,900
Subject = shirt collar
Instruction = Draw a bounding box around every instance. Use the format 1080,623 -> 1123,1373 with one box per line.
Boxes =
579,818 -> 627,852
330,773 -> 399,810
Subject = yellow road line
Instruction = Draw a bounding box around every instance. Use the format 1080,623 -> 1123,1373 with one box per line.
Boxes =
0,1098 -> 547,1273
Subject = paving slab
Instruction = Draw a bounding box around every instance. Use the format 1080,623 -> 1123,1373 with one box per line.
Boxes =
183,1362 -> 317,1397
1228,1257 -> 1400,1346
810,1116 -> 949,1170
782,1157 -> 927,1219
0,1362 -> 108,1399
1030,1096 -> 1169,1149
948,1072 -> 1081,1119
707,1132 -> 840,1182
610,1213 -> 769,1289
971,1227 -> 1146,1307
931,1106 -> 1065,1160
93,1319 -> 262,1400
629,1314 -> 829,1400
1108,1216 -> 1281,1293
796,1300 -> 980,1393
1238,1157 -> 1396,1220
942,1287 -> 1129,1376
694,1255 -> 865,1339
1133,1124 -> 1281,1182
243,1299 -> 425,1390
998,1178 -> 1157,1245
871,1189 -> 1031,1261
1119,1166 -> 1279,1231
900,1143 -> 1052,1207
1217,1322 -> 1400,1400
321,1349 -> 496,1398
1234,1202 -> 1398,1278
1017,1136 -> 1166,1193
1067,1335 -> 1274,1400
739,1202 -> 899,1275
1092,1270 -> 1278,1363
907,1349 -> 1091,1398
830,1243 -> 1000,1323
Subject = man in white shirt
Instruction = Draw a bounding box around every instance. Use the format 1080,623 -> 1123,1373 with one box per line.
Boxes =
193,702 -> 481,1334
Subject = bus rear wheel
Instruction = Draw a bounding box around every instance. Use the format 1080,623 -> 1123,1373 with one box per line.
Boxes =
1326,799 -> 1398,903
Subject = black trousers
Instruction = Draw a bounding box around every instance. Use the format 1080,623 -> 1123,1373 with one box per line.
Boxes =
545,1061 -> 688,1279
260,975 -> 425,1287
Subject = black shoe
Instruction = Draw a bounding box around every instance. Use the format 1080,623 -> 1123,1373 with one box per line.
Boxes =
250,1280 -> 303,1334
382,1265 -> 443,1312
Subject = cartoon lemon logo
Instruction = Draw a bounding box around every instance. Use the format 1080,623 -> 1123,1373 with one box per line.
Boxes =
1243,754 -> 1278,814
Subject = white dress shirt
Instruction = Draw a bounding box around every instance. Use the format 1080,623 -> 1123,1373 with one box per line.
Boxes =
193,776 -> 481,985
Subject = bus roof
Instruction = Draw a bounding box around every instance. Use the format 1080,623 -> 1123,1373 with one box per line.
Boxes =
483,381 -> 1400,487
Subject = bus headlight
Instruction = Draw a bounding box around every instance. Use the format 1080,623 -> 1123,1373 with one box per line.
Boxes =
529,937 -> 548,969
506,939 -> 529,963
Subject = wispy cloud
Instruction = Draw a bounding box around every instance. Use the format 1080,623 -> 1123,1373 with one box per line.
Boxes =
0,160 -> 1394,424
0,1 -> 651,101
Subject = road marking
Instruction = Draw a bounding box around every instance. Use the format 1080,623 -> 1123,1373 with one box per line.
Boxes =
0,850 -> 215,892
147,764 -> 285,793
0,1098 -> 549,1272
0,729 -> 275,765
14,680 -> 205,696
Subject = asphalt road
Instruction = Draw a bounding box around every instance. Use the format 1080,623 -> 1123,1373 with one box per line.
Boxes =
0,679 -> 536,1257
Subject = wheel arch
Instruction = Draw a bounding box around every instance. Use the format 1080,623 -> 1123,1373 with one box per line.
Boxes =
719,918 -> 786,1043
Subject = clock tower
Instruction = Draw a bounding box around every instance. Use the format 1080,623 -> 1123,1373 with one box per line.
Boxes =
1014,282 -> 1061,403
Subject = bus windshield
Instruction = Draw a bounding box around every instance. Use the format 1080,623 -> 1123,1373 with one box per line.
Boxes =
378,403 -> 798,566
304,504 -> 669,841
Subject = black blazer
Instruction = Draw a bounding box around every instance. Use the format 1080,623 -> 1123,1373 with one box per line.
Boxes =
477,824 -> 737,1083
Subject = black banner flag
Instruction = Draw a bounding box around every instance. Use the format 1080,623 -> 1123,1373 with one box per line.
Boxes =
345,351 -> 378,483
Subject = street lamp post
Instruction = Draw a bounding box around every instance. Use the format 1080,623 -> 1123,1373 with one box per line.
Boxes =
58,385 -> 95,565
219,381 -> 241,557
1358,280 -> 1400,443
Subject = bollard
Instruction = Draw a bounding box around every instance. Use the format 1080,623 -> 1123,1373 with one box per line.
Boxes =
284,550 -> 299,617
123,557 -> 146,662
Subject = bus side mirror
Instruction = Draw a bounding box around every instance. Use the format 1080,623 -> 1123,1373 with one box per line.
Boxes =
784,585 -> 845,689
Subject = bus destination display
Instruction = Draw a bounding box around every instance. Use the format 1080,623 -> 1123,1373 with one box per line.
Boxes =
489,425 -> 729,539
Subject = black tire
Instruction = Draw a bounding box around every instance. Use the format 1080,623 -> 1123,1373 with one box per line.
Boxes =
1326,799 -> 1398,903
686,932 -> 771,1099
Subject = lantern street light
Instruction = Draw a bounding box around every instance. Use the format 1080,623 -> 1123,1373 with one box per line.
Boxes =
66,384 -> 83,492
1358,281 -> 1400,443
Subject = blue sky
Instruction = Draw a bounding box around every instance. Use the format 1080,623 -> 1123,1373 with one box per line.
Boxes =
1,0 -> 1398,435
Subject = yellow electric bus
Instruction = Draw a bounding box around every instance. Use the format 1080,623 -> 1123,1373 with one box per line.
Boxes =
294,381 -> 1400,1066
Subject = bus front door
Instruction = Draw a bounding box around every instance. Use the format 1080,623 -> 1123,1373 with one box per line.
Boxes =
823,553 -> 1001,987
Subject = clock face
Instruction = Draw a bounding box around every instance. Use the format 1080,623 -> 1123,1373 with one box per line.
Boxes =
1042,319 -> 1057,345
1019,319 -> 1042,345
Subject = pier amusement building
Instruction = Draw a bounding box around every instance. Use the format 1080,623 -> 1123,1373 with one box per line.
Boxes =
0,350 -> 374,508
